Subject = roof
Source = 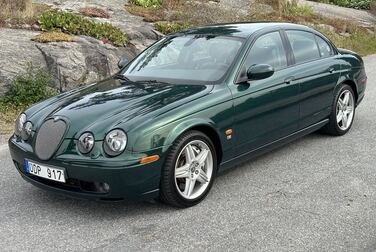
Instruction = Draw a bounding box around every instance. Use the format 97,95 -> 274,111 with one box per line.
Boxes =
177,22 -> 312,38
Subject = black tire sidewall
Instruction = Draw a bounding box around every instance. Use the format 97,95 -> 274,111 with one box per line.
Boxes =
332,84 -> 356,135
161,130 -> 217,207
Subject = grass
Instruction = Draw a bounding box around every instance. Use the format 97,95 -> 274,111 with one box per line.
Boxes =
0,0 -> 50,28
0,104 -> 24,135
1,63 -> 57,107
0,63 -> 58,135
126,5 -> 166,22
126,0 -> 250,26
32,31 -> 75,43
322,28 -> 376,56
280,0 -> 314,16
126,0 -> 376,55
129,0 -> 162,8
38,10 -> 127,46
154,21 -> 191,34
125,0 -> 376,56
0,0 -> 33,18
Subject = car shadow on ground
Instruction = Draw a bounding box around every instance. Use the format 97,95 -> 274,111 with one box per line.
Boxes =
24,131 -> 335,218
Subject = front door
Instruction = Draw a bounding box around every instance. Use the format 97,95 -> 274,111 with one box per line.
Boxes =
229,31 -> 300,156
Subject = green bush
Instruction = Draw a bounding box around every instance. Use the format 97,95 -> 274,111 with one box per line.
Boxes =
129,0 -> 162,8
348,0 -> 372,9
281,0 -> 314,16
313,0 -> 372,9
1,63 -> 57,106
154,21 -> 191,34
38,10 -> 127,46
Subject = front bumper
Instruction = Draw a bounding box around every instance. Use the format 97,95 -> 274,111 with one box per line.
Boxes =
8,136 -> 163,201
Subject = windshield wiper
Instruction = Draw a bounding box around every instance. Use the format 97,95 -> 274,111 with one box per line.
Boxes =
114,74 -> 130,82
137,79 -> 172,85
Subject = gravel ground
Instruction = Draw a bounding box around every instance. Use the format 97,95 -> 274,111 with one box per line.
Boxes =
0,55 -> 375,251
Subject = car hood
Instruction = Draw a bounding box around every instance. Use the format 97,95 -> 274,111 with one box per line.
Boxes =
27,78 -> 213,139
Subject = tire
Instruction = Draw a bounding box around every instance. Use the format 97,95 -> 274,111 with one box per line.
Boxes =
160,130 -> 217,208
322,84 -> 356,136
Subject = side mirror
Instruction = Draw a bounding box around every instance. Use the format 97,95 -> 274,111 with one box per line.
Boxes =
117,59 -> 129,69
247,64 -> 274,80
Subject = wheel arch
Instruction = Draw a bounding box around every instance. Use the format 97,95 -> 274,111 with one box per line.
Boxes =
335,77 -> 358,103
188,125 -> 223,165
164,119 -> 223,165
342,79 -> 358,102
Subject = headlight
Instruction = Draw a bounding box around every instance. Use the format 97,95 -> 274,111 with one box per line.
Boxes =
21,121 -> 33,140
15,113 -> 26,136
78,132 -> 95,154
103,129 -> 127,157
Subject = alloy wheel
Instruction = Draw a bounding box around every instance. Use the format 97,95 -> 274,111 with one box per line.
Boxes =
336,89 -> 355,131
174,140 -> 213,200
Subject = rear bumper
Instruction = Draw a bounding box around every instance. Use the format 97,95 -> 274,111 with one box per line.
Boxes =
9,136 -> 162,201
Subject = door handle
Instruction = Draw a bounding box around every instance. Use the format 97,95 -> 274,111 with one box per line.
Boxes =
284,76 -> 294,84
328,67 -> 335,73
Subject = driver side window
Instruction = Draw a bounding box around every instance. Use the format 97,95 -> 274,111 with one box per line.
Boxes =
245,32 -> 288,71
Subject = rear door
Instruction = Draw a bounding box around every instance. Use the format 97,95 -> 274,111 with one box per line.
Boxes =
284,30 -> 341,129
230,31 -> 300,155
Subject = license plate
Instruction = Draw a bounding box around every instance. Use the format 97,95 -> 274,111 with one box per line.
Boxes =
25,159 -> 66,183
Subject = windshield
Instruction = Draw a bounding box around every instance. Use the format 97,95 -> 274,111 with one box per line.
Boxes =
121,35 -> 244,84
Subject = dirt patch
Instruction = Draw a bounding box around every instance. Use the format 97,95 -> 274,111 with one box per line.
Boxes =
79,7 -> 111,18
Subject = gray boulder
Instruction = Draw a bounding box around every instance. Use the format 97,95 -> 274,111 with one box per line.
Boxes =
0,29 -> 47,95
0,29 -> 138,95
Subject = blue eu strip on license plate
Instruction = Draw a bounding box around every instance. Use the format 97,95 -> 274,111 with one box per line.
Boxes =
25,159 -> 30,173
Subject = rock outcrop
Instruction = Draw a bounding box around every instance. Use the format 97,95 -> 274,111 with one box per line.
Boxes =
0,29 -> 138,95
0,0 -> 162,95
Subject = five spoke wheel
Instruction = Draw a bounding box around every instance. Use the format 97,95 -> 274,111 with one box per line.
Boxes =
174,140 -> 213,200
322,84 -> 356,136
336,89 -> 354,131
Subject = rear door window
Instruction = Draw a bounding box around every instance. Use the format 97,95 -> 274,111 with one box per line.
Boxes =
315,35 -> 333,57
286,30 -> 320,64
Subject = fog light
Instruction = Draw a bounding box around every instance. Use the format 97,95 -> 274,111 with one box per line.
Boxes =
80,181 -> 110,193
97,182 -> 110,193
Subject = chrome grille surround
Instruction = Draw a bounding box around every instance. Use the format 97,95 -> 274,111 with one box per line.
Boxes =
35,118 -> 67,160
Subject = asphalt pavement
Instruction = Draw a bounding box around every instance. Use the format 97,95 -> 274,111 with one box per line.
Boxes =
1,55 -> 376,252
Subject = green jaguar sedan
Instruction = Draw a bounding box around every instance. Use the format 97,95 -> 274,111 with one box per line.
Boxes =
9,23 -> 367,207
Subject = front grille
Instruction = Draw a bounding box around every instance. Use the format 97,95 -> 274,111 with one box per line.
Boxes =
35,118 -> 67,160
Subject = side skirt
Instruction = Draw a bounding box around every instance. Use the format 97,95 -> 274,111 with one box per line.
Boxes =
218,119 -> 329,172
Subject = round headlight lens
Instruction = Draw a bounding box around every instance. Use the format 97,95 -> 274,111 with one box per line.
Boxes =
104,129 -> 127,157
15,113 -> 26,136
21,121 -> 33,140
78,132 -> 95,154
